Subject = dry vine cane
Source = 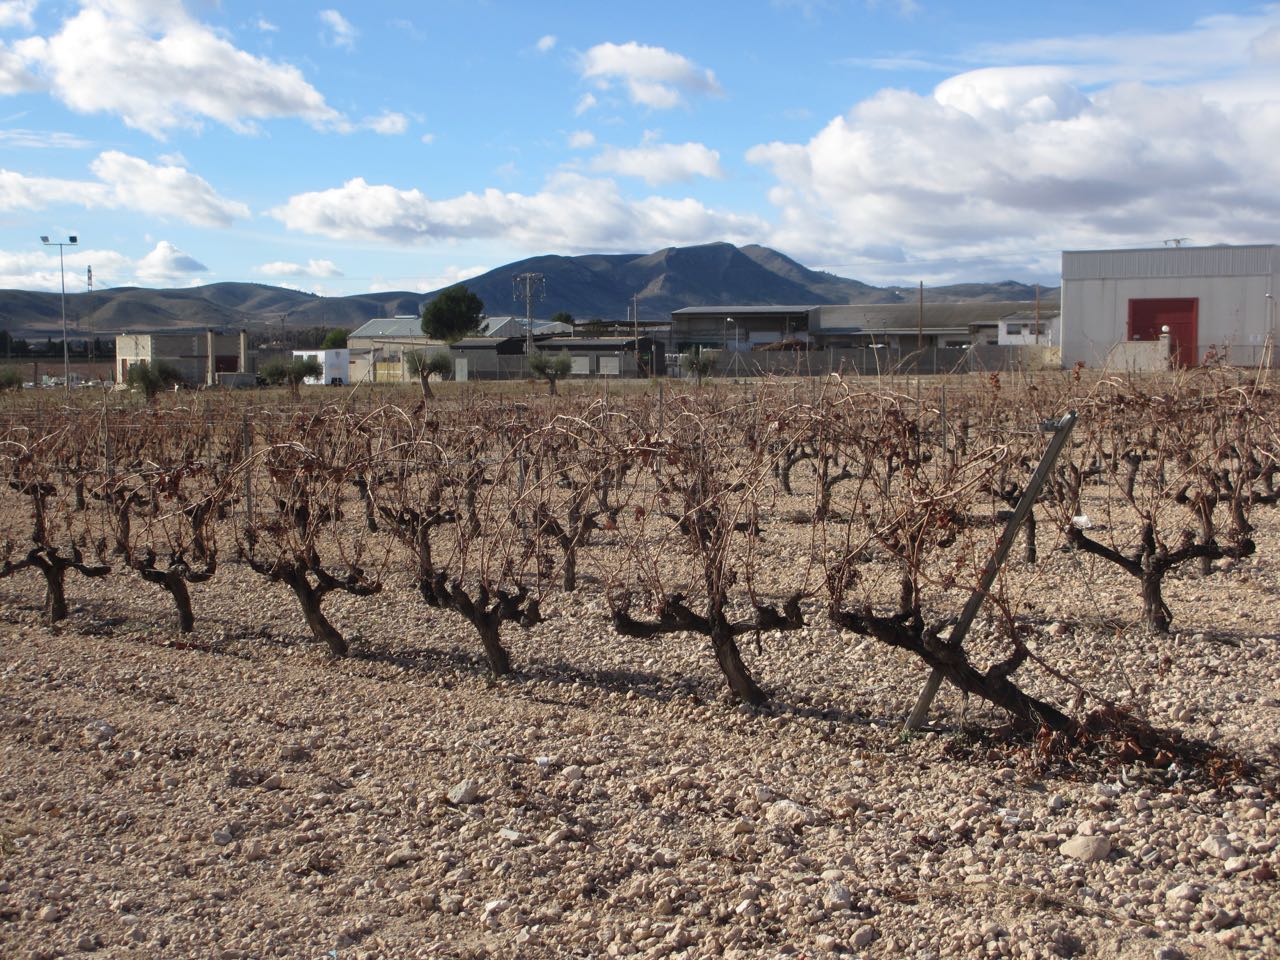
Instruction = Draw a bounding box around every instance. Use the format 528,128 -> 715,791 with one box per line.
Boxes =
822,398 -> 1072,730
236,408 -> 386,657
606,401 -> 803,707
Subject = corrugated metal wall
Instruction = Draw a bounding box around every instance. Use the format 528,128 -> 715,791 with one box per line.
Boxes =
1063,246 -> 1277,280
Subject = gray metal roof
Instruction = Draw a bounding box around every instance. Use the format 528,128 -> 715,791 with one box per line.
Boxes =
671,305 -> 819,316
349,315 -> 424,339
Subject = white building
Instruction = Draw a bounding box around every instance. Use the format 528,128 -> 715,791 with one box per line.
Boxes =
292,349 -> 349,385
1061,245 -> 1280,368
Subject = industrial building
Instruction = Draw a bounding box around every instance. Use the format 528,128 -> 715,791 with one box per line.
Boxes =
115,329 -> 254,386
1060,245 -> 1279,368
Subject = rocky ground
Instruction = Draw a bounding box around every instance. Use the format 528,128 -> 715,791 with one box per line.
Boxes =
2,512 -> 1278,959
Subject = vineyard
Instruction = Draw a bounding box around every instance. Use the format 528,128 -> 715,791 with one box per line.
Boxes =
2,371 -> 1278,959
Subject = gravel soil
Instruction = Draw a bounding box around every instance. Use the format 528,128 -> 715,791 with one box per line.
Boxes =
2,508 -> 1278,959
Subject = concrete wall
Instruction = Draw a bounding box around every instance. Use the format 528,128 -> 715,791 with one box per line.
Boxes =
1103,340 -> 1170,373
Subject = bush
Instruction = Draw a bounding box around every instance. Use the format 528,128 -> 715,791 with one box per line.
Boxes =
125,360 -> 184,398
0,368 -> 22,391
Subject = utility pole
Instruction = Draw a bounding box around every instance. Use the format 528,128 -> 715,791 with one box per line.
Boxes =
87,265 -> 94,363
917,280 -> 924,353
513,273 -> 545,362
40,234 -> 77,393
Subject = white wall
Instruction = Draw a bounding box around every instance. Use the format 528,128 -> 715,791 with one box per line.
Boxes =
293,349 -> 349,385
1061,247 -> 1280,367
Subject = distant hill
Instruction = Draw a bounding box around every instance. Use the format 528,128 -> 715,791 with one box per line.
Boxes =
0,243 -> 1058,337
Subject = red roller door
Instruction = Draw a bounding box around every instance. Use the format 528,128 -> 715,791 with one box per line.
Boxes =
1128,298 -> 1198,367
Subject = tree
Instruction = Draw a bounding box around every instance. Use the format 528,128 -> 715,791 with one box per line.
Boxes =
421,285 -> 484,342
321,328 -> 349,349
550,311 -> 574,327
405,350 -> 453,399
259,357 -> 323,395
680,348 -> 716,387
528,349 -> 571,396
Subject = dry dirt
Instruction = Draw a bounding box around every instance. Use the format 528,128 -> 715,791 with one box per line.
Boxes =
2,499 -> 1278,959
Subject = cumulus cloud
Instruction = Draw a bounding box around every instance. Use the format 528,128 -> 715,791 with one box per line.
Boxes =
0,0 -> 35,30
0,151 -> 248,226
381,263 -> 486,293
256,259 -> 343,279
14,0 -> 341,137
0,41 -> 38,92
0,248 -> 117,291
574,92 -> 597,116
320,9 -> 356,49
360,111 -> 408,135
269,172 -> 766,252
536,34 -> 556,53
580,42 -> 722,109
591,141 -> 723,185
567,130 -> 596,149
89,151 -> 250,226
748,13 -> 1280,285
135,240 -> 208,283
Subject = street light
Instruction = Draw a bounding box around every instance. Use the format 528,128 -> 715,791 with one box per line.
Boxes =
41,234 -> 77,392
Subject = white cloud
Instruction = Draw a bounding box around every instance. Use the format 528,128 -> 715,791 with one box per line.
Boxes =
420,132 -> 436,145
256,259 -> 343,279
536,34 -> 556,53
135,240 -> 208,283
0,247 -> 121,291
591,141 -> 723,185
567,130 -> 596,149
574,92 -> 597,116
386,263 -> 486,293
0,0 -> 34,30
256,18 -> 278,33
0,128 -> 91,148
0,41 -> 38,92
0,151 -> 248,226
361,110 -> 408,135
319,9 -> 356,50
269,172 -> 766,253
15,0 -> 341,137
748,12 -> 1280,283
580,42 -> 722,109
89,151 -> 250,226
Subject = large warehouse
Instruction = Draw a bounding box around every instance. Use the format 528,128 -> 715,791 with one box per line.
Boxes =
1061,244 -> 1279,368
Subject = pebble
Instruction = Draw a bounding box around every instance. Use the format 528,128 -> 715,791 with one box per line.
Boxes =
447,779 -> 479,805
766,799 -> 815,830
851,924 -> 878,948
1199,834 -> 1239,860
1060,835 -> 1111,863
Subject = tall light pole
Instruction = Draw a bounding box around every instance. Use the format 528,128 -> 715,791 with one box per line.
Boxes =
41,234 -> 77,392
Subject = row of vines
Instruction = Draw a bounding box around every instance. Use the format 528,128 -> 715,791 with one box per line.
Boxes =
1,369 -> 1276,749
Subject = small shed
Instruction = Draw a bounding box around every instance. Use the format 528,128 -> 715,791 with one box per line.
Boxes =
292,349 -> 349,385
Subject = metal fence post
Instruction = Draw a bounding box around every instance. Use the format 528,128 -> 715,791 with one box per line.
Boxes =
903,410 -> 1078,733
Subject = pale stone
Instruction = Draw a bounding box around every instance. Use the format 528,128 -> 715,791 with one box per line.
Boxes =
1060,835 -> 1111,863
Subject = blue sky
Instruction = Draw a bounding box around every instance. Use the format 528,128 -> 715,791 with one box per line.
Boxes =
1,0 -> 1278,301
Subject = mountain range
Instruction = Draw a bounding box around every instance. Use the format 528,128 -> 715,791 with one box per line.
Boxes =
0,243 -> 1058,338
